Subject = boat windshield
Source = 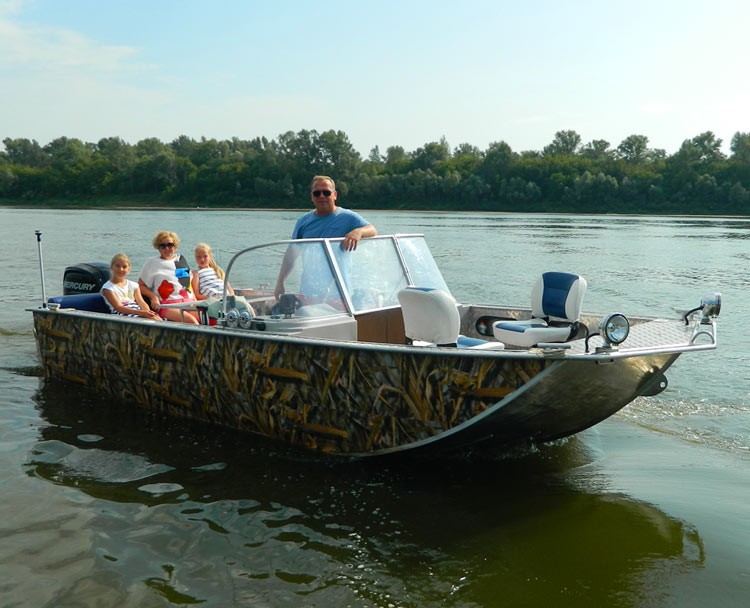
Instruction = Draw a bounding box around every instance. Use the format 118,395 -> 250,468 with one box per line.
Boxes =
224,234 -> 451,318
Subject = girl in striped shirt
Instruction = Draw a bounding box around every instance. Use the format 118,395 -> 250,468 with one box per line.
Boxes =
191,243 -> 234,300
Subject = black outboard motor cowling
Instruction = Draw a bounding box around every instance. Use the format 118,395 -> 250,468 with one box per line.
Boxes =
63,262 -> 111,295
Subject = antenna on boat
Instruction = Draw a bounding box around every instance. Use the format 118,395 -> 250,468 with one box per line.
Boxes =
35,230 -> 47,308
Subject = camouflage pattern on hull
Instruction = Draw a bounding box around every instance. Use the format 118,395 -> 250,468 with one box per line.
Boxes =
33,311 -> 550,455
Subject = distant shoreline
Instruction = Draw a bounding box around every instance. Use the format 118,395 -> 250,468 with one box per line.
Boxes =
1,202 -> 747,219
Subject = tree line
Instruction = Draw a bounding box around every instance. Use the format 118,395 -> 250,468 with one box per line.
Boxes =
2,129 -> 750,214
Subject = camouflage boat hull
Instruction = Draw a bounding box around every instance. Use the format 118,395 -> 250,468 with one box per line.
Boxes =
32,308 -> 682,457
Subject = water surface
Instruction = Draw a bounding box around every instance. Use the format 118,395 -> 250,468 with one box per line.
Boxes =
1,208 -> 748,606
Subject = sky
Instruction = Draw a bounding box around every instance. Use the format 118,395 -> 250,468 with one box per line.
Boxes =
1,0 -> 748,157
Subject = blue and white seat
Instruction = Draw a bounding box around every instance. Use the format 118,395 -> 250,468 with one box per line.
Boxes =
398,286 -> 504,349
492,272 -> 587,347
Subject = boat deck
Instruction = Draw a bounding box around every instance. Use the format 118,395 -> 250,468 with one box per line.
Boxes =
565,317 -> 710,356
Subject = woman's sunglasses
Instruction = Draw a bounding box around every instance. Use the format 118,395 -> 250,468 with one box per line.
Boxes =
158,242 -> 175,249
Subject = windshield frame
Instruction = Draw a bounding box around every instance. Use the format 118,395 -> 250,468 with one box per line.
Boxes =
221,234 -> 450,321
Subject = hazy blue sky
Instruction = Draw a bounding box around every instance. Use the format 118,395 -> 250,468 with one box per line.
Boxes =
1,0 -> 747,156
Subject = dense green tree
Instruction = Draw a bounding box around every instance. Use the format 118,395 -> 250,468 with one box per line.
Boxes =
385,145 -> 406,164
130,151 -> 186,194
44,137 -> 93,167
571,171 -> 620,212
169,135 -> 196,159
722,132 -> 750,193
580,139 -> 612,162
360,148 -> 385,178
135,137 -> 171,159
315,129 -> 362,186
170,136 -> 229,167
0,166 -> 15,196
664,131 -> 725,204
478,141 -> 515,192
500,177 -> 542,210
543,130 -> 581,156
4,165 -> 47,198
730,132 -> 750,163
453,143 -> 482,156
2,127 -> 750,214
95,137 -> 137,172
689,131 -> 726,166
411,137 -> 451,171
2,138 -> 47,167
384,145 -> 409,174
277,129 -> 318,170
444,143 -> 483,178
616,135 -> 650,163
727,181 -> 750,212
368,146 -> 383,164
457,174 -> 491,206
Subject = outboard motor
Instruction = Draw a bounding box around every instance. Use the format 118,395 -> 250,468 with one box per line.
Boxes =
63,262 -> 111,295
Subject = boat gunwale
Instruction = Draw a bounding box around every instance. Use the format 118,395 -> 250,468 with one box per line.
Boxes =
29,305 -> 717,361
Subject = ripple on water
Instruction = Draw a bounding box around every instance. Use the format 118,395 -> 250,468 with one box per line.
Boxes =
616,396 -> 750,453
29,440 -> 175,484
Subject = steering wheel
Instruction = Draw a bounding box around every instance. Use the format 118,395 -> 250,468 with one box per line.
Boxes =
271,293 -> 303,316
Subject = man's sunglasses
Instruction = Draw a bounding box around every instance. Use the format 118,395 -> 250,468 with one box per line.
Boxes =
312,190 -> 333,197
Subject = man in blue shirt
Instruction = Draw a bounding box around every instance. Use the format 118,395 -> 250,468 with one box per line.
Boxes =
292,175 -> 376,247
274,176 -> 377,300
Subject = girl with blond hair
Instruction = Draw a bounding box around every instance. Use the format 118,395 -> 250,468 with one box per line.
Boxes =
191,242 -> 234,300
101,253 -> 161,320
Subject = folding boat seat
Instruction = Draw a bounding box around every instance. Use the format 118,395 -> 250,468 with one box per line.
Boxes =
492,272 -> 587,347
398,287 -> 504,349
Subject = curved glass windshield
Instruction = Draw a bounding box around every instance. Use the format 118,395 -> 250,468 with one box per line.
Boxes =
224,235 -> 450,317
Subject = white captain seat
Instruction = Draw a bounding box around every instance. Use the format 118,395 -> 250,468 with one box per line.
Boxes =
398,287 -> 504,349
493,272 -> 587,347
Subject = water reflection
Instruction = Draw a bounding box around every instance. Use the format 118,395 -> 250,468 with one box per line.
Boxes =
22,378 -> 705,607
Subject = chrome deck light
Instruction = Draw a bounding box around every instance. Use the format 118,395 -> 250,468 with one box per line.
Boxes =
683,292 -> 722,326
599,313 -> 630,349
700,292 -> 721,323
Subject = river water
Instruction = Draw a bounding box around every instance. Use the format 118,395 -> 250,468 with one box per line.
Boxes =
1,208 -> 749,607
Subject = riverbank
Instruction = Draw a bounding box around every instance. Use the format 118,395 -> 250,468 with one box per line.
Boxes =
3,198 -> 748,219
